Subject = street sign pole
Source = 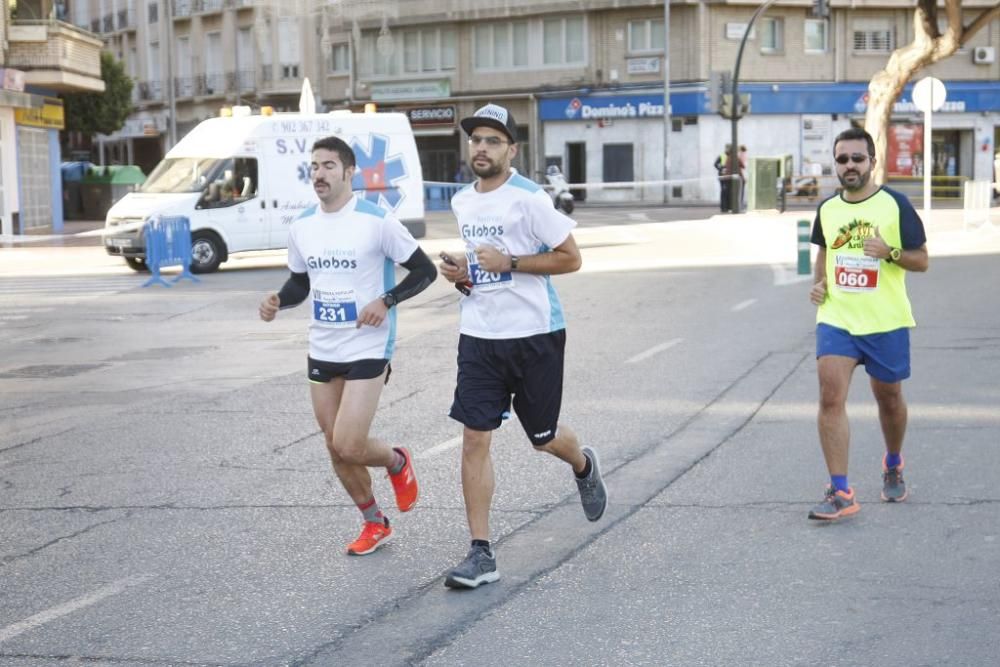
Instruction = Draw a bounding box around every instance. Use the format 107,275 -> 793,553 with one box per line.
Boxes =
912,77 -> 946,216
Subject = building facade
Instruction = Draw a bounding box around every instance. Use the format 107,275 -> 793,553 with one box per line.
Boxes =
78,0 -> 1000,204
1,0 -> 104,235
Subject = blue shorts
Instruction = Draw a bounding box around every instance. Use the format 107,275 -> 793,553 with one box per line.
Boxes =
449,330 -> 566,446
816,323 -> 910,383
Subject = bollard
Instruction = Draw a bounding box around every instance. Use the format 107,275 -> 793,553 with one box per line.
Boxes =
797,219 -> 811,275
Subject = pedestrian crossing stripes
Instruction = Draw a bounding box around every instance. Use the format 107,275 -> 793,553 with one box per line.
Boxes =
0,275 -> 143,297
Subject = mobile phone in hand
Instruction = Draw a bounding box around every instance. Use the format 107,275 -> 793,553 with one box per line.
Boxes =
440,252 -> 471,295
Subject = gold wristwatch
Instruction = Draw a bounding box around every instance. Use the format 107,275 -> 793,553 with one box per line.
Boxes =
888,247 -> 902,263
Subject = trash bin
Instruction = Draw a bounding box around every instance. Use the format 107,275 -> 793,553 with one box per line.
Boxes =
747,157 -> 780,211
61,161 -> 93,220
79,165 -> 146,220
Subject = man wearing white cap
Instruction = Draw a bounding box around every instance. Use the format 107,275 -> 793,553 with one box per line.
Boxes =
437,103 -> 608,589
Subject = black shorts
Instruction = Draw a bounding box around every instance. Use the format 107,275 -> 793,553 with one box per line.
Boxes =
307,357 -> 390,384
449,330 -> 566,446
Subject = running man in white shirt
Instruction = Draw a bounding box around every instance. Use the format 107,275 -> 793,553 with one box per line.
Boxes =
259,136 -> 436,556
437,104 -> 608,589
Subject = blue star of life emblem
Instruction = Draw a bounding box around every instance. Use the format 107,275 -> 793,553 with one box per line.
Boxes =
350,134 -> 407,211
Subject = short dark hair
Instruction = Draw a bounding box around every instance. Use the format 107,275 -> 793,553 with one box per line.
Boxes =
311,136 -> 356,169
833,127 -> 875,157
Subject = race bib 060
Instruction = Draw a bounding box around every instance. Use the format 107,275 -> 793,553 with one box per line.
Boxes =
834,254 -> 879,292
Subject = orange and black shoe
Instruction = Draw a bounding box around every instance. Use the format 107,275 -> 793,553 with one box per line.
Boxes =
388,447 -> 419,512
881,455 -> 908,503
346,518 -> 392,556
808,486 -> 860,521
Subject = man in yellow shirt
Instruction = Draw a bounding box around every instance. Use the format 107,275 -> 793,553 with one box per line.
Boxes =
808,127 -> 929,520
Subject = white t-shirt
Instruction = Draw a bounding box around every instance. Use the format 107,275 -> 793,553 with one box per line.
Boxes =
450,170 -> 576,339
287,195 -> 419,362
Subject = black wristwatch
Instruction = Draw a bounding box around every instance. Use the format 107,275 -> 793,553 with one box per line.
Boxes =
510,255 -> 520,270
381,292 -> 398,308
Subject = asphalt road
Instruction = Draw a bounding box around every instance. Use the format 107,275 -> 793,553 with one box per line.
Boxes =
1,206 -> 999,666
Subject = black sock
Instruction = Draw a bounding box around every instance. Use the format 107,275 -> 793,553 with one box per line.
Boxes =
575,455 -> 592,480
471,539 -> 491,552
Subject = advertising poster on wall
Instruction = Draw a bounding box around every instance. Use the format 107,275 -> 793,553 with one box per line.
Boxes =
887,123 -> 924,177
800,115 -> 833,176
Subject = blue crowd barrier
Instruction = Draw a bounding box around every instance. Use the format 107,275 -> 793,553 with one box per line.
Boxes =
142,216 -> 200,288
424,181 -> 464,211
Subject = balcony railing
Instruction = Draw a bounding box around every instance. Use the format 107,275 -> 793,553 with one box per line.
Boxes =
7,19 -> 103,92
138,80 -> 164,102
200,0 -> 224,13
117,9 -> 136,31
228,69 -> 256,93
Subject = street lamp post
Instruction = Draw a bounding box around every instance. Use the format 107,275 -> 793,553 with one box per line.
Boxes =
662,0 -> 670,204
728,0 -> 777,213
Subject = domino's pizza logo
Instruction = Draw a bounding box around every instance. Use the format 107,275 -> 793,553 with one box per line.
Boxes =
351,134 -> 407,211
564,98 -> 583,119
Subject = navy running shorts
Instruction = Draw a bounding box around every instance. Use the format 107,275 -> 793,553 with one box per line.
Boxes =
449,330 -> 566,446
816,323 -> 910,383
307,356 -> 390,384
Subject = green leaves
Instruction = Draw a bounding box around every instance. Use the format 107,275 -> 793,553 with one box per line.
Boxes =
63,52 -> 134,135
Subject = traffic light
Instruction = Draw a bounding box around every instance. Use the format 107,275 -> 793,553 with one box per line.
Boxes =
720,93 -> 751,119
707,70 -> 731,114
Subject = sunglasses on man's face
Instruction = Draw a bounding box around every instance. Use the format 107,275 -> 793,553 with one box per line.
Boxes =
835,153 -> 871,165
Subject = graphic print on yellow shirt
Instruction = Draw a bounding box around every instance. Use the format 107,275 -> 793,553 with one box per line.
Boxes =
810,187 -> 926,336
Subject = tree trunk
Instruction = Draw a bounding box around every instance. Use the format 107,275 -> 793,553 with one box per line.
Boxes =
862,0 -> 1000,184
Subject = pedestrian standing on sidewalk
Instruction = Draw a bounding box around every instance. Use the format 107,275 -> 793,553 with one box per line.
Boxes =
437,103 -> 608,588
259,135 -> 436,554
807,127 -> 928,521
714,144 -> 732,212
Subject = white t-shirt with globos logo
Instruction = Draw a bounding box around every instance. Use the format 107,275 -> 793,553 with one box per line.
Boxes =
450,170 -> 576,340
287,195 -> 418,361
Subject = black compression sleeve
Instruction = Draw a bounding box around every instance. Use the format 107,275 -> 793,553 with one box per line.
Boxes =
386,247 -> 437,304
277,271 -> 310,308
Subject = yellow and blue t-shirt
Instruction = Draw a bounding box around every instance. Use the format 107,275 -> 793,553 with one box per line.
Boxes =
810,186 -> 926,335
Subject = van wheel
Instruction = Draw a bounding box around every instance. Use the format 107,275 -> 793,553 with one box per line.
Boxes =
561,199 -> 575,215
124,257 -> 149,272
190,232 -> 225,274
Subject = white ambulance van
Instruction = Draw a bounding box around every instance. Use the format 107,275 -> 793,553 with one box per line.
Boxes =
102,107 -> 425,273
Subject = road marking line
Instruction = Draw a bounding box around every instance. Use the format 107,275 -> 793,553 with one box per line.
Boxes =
416,436 -> 463,460
0,574 -> 152,643
626,338 -> 683,364
732,298 -> 757,312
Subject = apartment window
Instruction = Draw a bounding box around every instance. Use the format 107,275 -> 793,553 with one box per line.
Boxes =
804,18 -> 828,52
360,27 -> 456,77
759,17 -> 783,53
474,17 -> 584,71
543,17 -> 585,65
627,18 -> 665,53
329,43 -> 349,74
853,20 -> 893,52
278,17 -> 301,79
148,1 -> 157,23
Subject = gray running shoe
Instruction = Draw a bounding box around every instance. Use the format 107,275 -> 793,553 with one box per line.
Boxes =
881,455 -> 908,503
808,485 -> 860,520
576,447 -> 608,522
444,546 -> 499,589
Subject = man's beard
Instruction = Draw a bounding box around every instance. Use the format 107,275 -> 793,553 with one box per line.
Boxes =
471,159 -> 505,179
838,168 -> 870,191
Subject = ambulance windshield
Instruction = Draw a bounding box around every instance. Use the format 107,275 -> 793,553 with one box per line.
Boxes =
141,158 -> 226,194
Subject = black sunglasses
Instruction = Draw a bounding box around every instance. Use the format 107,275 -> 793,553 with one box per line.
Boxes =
835,153 -> 871,165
